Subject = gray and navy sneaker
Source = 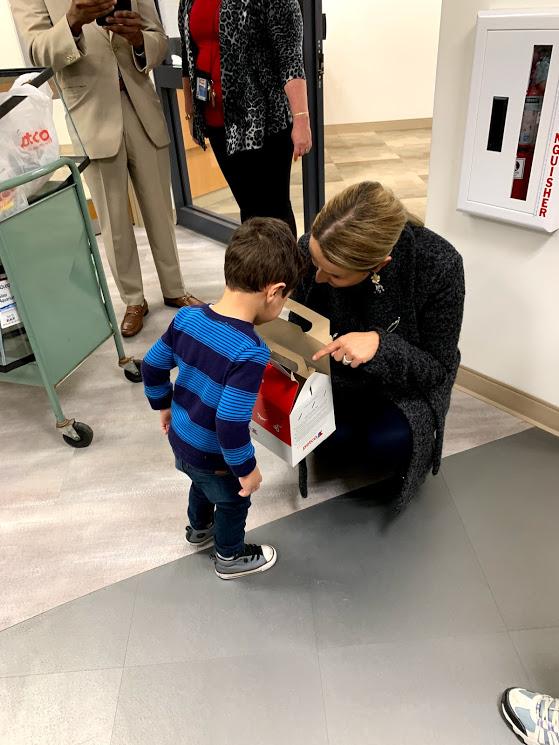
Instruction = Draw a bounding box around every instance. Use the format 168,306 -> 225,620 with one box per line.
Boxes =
185,523 -> 215,548
501,688 -> 559,745
212,543 -> 277,580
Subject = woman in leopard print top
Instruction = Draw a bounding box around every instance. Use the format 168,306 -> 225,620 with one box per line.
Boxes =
178,0 -> 311,236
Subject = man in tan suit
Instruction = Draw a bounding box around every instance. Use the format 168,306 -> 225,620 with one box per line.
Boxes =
11,0 -> 201,336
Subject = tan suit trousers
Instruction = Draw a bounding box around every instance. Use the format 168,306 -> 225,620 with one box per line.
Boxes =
84,91 -> 185,306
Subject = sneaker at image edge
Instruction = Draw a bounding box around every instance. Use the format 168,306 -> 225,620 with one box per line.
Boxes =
501,688 -> 559,745
213,543 -> 277,580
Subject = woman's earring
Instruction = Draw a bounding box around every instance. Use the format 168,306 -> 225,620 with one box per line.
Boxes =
371,272 -> 384,294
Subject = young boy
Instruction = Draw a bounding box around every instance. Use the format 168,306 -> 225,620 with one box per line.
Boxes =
142,218 -> 306,580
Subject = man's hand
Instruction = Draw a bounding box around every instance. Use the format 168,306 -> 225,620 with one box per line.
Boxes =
238,466 -> 262,497
160,409 -> 171,435
67,0 -> 116,35
106,11 -> 145,49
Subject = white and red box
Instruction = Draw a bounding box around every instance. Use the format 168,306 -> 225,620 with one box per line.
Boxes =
251,300 -> 336,466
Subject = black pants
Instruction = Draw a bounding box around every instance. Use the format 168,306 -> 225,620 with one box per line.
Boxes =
177,458 -> 250,558
207,126 -> 297,237
319,396 -> 413,478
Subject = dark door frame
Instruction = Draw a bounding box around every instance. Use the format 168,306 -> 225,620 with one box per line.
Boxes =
153,0 -> 326,244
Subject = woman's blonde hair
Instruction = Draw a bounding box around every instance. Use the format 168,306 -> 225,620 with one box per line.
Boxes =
311,182 -> 420,272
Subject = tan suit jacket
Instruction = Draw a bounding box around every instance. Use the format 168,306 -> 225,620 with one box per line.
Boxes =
10,0 -> 170,159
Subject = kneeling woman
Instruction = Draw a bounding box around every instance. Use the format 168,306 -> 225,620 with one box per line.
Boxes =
295,182 -> 465,507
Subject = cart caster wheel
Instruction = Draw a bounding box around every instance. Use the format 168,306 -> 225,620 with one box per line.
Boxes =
124,358 -> 143,384
62,422 -> 94,448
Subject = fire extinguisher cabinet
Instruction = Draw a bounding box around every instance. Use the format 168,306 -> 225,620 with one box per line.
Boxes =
458,9 -> 559,232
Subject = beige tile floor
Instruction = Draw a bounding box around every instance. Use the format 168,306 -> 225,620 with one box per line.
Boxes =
0,127 -> 530,631
194,125 -> 431,232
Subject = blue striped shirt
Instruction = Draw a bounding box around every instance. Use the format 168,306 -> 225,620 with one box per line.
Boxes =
142,305 -> 270,477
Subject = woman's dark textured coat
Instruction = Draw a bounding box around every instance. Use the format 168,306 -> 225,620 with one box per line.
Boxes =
294,224 -> 465,507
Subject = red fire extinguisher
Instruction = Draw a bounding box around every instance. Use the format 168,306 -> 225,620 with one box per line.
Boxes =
511,80 -> 542,201
511,44 -> 553,201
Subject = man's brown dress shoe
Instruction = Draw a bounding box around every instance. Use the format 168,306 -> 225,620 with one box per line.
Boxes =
163,293 -> 203,309
121,300 -> 149,338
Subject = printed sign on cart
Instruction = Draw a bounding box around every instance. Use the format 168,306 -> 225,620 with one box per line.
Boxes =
0,276 -> 21,329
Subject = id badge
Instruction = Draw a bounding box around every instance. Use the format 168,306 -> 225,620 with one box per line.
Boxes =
195,72 -> 211,102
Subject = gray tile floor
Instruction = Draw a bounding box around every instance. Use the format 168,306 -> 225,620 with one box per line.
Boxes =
1,427 -> 558,745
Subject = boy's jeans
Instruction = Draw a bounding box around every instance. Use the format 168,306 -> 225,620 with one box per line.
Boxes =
176,458 -> 251,558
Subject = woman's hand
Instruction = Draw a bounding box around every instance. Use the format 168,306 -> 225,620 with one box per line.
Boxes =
313,332 -> 381,368
292,116 -> 312,161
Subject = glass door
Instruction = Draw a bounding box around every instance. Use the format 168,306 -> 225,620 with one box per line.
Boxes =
153,0 -> 326,243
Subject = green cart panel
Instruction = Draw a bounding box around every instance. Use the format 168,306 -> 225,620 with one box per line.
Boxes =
0,186 -> 113,385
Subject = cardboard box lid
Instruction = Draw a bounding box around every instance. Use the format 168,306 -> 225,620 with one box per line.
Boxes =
257,299 -> 331,379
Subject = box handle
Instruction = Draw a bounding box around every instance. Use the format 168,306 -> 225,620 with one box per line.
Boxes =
284,298 -> 330,342
269,342 -> 312,378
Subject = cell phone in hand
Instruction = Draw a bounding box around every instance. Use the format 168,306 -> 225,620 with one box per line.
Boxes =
96,0 -> 132,26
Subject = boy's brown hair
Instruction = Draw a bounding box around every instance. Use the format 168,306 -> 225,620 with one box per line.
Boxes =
224,218 -> 307,296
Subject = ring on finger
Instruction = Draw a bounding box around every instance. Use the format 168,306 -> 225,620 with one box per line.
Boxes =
342,355 -> 352,366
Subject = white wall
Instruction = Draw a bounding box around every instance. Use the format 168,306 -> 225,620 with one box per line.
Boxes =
0,0 -> 24,67
426,0 -> 559,407
157,0 -> 179,39
322,0 -> 442,125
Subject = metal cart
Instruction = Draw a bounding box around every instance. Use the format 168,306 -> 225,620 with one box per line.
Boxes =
0,156 -> 142,447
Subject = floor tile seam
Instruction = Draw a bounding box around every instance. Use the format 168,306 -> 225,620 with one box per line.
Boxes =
0,665 -> 124,681
122,644 -> 326,671
438,468 -> 509,630
506,630 -> 535,689
108,668 -> 125,745
110,578 -> 139,745
506,624 -> 559,634
315,629 -> 516,657
332,156 -> 405,168
308,577 -> 332,745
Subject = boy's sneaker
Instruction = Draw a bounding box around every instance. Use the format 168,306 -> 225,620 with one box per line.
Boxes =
501,688 -> 559,745
185,523 -> 214,548
213,544 -> 277,580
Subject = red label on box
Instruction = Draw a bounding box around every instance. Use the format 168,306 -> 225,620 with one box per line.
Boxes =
252,363 -> 299,446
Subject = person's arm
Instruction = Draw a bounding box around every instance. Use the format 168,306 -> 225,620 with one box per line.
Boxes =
11,0 -> 114,72
215,344 -> 270,478
178,0 -> 191,77
142,321 -> 176,410
177,0 -> 195,131
265,0 -> 312,160
314,254 -> 465,397
285,79 -> 312,161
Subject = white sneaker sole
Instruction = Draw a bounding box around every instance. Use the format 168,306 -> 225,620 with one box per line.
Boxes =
215,547 -> 278,580
501,698 -> 530,745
